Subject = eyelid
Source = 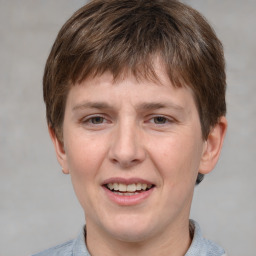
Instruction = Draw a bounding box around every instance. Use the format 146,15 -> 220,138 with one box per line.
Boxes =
146,115 -> 175,124
81,114 -> 109,125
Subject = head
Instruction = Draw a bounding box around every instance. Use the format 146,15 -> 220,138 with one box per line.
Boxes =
45,0 -> 226,181
43,0 -> 226,185
44,0 -> 227,248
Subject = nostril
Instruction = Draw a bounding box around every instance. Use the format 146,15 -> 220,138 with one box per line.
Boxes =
108,130 -> 146,167
110,156 -> 142,168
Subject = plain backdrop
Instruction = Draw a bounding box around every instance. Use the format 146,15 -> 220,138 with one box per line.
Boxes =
0,0 -> 255,255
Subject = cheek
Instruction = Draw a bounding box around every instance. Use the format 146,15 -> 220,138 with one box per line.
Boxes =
149,135 -> 203,184
64,138 -> 105,209
64,133 -> 106,174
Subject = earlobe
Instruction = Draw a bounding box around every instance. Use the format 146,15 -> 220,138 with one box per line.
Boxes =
199,116 -> 227,174
48,126 -> 69,174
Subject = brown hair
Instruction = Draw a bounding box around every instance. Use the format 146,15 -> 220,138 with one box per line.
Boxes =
43,0 -> 226,184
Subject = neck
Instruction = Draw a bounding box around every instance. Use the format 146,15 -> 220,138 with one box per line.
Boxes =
85,219 -> 192,256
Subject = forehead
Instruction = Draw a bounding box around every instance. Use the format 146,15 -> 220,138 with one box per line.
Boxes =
66,66 -> 197,118
73,57 -> 186,94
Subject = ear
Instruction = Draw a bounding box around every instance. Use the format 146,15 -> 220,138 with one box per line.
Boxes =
199,116 -> 227,174
48,126 -> 69,174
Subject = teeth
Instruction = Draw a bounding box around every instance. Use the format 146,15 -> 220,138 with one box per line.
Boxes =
127,184 -> 136,192
113,183 -> 119,191
136,183 -> 142,190
106,183 -> 153,192
108,183 -> 114,190
118,184 -> 126,192
141,184 -> 147,190
116,192 -> 140,196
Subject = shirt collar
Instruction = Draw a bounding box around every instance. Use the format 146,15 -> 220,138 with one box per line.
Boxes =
185,220 -> 225,256
72,227 -> 90,256
72,220 -> 225,256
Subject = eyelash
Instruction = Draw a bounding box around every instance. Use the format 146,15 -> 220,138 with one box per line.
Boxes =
148,115 -> 175,126
81,115 -> 174,126
81,115 -> 108,125
149,116 -> 170,124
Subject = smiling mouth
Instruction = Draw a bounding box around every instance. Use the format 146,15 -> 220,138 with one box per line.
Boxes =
104,183 -> 154,196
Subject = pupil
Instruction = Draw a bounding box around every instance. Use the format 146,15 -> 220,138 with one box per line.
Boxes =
154,117 -> 166,124
92,117 -> 103,124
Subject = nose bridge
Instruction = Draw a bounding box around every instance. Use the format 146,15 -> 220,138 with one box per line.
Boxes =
109,116 -> 145,167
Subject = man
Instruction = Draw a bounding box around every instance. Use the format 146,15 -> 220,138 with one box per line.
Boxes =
34,1 -> 228,255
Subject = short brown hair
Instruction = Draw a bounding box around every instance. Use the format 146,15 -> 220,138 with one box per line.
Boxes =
43,0 -> 226,184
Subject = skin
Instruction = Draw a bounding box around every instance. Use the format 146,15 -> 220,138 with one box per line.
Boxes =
50,63 -> 227,256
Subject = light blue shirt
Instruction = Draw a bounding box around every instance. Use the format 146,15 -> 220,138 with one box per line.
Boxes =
32,220 -> 227,256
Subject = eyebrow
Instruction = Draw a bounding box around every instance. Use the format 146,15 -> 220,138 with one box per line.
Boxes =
72,101 -> 184,112
137,102 -> 184,112
72,102 -> 113,111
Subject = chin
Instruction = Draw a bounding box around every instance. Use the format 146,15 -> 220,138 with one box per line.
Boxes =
109,227 -> 152,243
102,215 -> 156,243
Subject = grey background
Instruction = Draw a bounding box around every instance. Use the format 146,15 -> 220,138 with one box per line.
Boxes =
0,0 -> 255,255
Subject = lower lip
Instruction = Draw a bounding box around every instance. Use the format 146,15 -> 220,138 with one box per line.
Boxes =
102,186 -> 154,206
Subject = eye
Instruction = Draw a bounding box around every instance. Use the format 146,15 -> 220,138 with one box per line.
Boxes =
80,114 -> 112,130
82,115 -> 107,125
90,116 -> 104,124
146,115 -> 176,127
153,116 -> 168,124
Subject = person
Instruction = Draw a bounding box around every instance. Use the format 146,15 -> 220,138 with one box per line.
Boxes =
33,0 -> 228,255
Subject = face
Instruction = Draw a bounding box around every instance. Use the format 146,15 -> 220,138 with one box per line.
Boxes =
53,66 -> 210,243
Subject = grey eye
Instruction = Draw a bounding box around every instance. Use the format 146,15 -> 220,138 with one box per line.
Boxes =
153,116 -> 167,124
91,116 -> 104,124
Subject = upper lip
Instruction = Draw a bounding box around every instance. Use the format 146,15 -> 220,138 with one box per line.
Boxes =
102,177 -> 154,186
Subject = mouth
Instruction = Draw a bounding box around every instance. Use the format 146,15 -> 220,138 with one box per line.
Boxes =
104,183 -> 155,196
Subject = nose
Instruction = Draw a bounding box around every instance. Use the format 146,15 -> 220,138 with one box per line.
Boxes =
108,120 -> 146,168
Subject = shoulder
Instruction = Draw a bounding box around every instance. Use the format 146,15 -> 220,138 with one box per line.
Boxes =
32,239 -> 75,256
32,227 -> 90,256
186,220 -> 227,256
